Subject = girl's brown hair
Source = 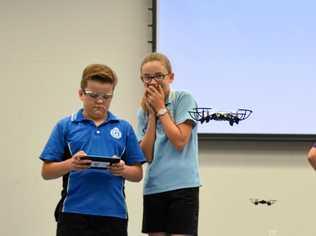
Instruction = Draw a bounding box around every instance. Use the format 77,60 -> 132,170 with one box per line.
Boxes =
140,52 -> 172,74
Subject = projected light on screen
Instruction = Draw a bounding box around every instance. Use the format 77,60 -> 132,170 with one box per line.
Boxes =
156,0 -> 316,136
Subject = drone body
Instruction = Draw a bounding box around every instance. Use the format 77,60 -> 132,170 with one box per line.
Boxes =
250,198 -> 277,206
210,112 -> 241,126
189,108 -> 252,126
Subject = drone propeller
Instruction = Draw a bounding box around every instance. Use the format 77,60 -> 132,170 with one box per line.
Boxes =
236,109 -> 253,120
189,108 -> 212,122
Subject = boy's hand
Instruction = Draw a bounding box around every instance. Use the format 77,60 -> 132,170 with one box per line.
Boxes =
109,160 -> 126,176
69,151 -> 92,171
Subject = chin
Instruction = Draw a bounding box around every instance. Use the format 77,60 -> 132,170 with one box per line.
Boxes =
96,112 -> 106,117
91,111 -> 105,119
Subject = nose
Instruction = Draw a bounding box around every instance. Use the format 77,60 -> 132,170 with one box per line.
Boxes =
95,96 -> 106,103
145,78 -> 158,86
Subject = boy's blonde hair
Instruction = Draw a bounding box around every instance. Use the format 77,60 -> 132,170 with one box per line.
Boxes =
81,64 -> 118,90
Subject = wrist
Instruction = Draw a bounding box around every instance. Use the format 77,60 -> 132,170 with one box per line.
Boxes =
148,112 -> 156,118
156,107 -> 168,118
65,158 -> 73,172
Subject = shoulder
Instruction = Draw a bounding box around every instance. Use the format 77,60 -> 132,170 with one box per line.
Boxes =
110,116 -> 135,133
116,119 -> 132,127
173,90 -> 195,101
174,90 -> 193,97
55,114 -> 72,128
53,113 -> 79,135
171,90 -> 197,106
114,119 -> 139,138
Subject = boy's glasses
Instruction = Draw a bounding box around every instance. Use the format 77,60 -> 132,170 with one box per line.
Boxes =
141,73 -> 169,83
84,90 -> 113,100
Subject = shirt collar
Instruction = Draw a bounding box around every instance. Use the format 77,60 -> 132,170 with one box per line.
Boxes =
165,90 -> 175,106
71,109 -> 119,123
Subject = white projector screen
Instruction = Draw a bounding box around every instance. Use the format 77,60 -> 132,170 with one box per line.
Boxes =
156,0 -> 316,136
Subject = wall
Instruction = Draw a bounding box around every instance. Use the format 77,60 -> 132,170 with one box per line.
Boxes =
199,140 -> 315,236
0,1 -> 150,235
0,1 -> 315,236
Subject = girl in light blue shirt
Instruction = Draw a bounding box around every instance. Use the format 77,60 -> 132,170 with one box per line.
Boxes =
136,52 -> 201,236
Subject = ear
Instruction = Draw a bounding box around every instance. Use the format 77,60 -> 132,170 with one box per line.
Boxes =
168,73 -> 175,82
78,89 -> 84,101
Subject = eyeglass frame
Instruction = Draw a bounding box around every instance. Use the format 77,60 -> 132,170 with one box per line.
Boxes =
141,73 -> 169,83
83,90 -> 113,101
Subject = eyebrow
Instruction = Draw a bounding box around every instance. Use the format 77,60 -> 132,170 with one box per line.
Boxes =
85,90 -> 112,95
143,72 -> 165,76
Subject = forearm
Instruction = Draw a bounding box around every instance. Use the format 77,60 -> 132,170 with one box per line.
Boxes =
308,158 -> 316,170
158,113 -> 187,150
41,160 -> 72,180
308,147 -> 316,170
122,165 -> 143,182
140,116 -> 156,162
145,86 -> 188,149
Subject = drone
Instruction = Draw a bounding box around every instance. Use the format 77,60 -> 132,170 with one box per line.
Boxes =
189,108 -> 253,126
250,198 -> 277,206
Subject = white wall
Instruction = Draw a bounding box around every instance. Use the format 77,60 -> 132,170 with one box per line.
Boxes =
0,1 -> 150,235
199,141 -> 316,236
1,1 -> 315,236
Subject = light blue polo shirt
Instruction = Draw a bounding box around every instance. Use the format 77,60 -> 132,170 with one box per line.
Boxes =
40,109 -> 145,218
136,91 -> 201,195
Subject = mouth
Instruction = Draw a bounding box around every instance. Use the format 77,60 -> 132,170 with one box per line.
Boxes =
93,106 -> 106,112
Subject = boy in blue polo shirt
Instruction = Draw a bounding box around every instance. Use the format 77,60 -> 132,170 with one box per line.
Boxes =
40,64 -> 145,236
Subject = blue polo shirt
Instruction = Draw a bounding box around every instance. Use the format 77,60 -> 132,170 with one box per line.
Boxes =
40,109 -> 145,219
136,91 -> 201,195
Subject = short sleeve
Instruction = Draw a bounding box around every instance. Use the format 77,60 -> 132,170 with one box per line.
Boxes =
39,120 -> 67,162
136,108 -> 147,142
124,122 -> 146,165
174,92 -> 198,127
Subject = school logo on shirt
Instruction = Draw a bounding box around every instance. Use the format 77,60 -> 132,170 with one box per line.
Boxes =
110,127 -> 122,139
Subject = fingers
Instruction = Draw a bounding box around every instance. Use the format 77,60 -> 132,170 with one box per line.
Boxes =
75,150 -> 87,158
109,160 -> 125,176
147,84 -> 160,95
144,90 -> 157,111
157,84 -> 164,95
145,101 -> 155,114
146,86 -> 161,102
70,151 -> 125,175
145,87 -> 165,112
72,151 -> 91,170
